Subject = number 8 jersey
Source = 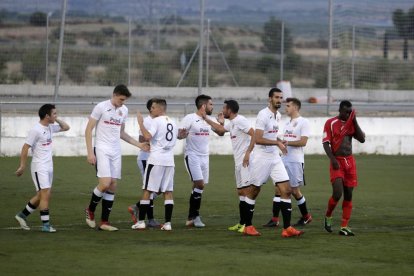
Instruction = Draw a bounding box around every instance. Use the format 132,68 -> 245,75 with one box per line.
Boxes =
146,115 -> 178,166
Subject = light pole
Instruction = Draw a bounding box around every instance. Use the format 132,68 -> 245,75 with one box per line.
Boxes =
45,11 -> 52,85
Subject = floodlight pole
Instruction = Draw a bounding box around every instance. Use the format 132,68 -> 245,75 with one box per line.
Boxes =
198,0 -> 205,95
280,21 -> 284,81
206,19 -> 210,88
54,0 -> 67,102
45,12 -> 52,85
351,25 -> 355,91
327,0 -> 333,115
128,17 -> 132,86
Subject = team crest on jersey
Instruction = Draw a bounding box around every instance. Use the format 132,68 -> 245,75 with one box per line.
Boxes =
293,121 -> 298,128
118,110 -> 123,116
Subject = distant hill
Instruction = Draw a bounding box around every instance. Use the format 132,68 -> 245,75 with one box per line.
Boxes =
1,0 -> 412,29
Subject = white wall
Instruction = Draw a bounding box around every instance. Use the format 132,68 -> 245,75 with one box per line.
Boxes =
1,116 -> 414,156
1,85 -> 414,102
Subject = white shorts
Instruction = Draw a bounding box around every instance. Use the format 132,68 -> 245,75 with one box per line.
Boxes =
143,164 -> 175,193
95,147 -> 121,179
284,162 -> 305,188
137,157 -> 147,177
250,156 -> 289,187
235,164 -> 251,189
31,169 -> 53,191
184,155 -> 209,184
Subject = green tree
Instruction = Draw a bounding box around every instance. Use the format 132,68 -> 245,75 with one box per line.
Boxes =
64,57 -> 87,84
392,7 -> 414,60
21,50 -> 45,84
261,16 -> 293,54
29,11 -> 47,26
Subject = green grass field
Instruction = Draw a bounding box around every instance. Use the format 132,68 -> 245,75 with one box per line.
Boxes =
1,155 -> 413,275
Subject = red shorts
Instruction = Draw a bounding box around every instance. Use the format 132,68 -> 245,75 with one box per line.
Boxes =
329,155 -> 358,187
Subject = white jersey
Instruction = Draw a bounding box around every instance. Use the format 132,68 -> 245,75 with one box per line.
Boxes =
138,115 -> 153,161
224,115 -> 252,166
282,116 -> 310,163
90,99 -> 128,151
26,122 -> 61,171
181,113 -> 212,156
147,115 -> 178,167
254,107 -> 282,158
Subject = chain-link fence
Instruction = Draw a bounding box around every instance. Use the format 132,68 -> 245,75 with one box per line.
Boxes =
0,0 -> 413,90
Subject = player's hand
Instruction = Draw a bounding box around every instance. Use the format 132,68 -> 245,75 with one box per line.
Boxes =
200,104 -> 207,118
331,159 -> 340,170
87,153 -> 96,166
139,142 -> 150,152
136,110 -> 144,125
277,141 -> 287,155
178,128 -> 189,139
15,166 -> 25,177
216,112 -> 225,125
242,152 -> 250,167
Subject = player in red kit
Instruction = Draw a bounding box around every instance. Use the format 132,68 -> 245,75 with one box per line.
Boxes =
322,100 -> 365,236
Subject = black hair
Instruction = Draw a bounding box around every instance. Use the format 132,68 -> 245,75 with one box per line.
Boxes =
153,98 -> 167,110
224,99 -> 239,113
268,87 -> 283,98
113,84 -> 131,98
146,98 -> 154,111
195,94 -> 212,109
339,100 -> 352,110
38,104 -> 56,120
286,97 -> 301,110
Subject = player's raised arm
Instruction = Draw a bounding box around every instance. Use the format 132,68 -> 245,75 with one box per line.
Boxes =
137,110 -> 152,141
352,111 -> 365,143
202,113 -> 226,136
55,117 -> 70,132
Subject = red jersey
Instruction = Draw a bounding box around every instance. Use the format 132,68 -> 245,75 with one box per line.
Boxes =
322,115 -> 355,153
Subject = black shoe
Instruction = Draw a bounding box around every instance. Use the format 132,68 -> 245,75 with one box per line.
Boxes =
294,214 -> 313,226
262,218 -> 279,227
324,216 -> 333,233
339,227 -> 355,236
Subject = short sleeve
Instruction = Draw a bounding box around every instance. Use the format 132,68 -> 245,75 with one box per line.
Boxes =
238,117 -> 251,134
255,113 -> 266,130
322,120 -> 332,144
180,114 -> 192,130
25,129 -> 38,147
50,124 -> 61,133
301,119 -> 311,138
90,103 -> 103,121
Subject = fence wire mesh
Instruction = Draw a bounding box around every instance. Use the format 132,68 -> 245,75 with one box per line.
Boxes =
0,0 -> 413,90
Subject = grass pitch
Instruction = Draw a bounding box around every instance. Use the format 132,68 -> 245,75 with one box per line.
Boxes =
1,155 -> 413,275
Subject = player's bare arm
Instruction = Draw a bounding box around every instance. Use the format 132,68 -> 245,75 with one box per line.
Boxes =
255,129 -> 287,154
285,136 -> 309,147
323,142 -> 339,170
55,118 -> 70,132
242,128 -> 255,167
352,112 -> 365,143
202,115 -> 226,136
15,143 -> 31,176
85,117 -> 97,165
120,123 -> 150,152
136,111 -> 152,141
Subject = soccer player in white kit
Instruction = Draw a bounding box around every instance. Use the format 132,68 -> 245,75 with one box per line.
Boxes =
180,94 -> 222,227
128,98 -> 161,228
132,99 -> 184,231
202,100 -> 255,234
263,97 -> 312,227
14,104 -> 70,232
84,85 -> 149,231
244,88 -> 304,237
